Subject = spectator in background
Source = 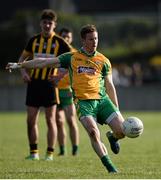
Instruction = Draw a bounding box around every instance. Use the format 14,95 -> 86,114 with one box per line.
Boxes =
112,65 -> 121,86
17,9 -> 72,161
59,27 -> 73,45
131,62 -> 143,86
118,63 -> 132,87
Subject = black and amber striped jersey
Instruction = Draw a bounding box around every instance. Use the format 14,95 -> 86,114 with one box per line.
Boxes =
23,32 -> 72,80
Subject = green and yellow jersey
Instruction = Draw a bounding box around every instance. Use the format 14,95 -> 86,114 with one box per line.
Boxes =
22,32 -> 72,80
58,48 -> 112,100
57,73 -> 70,89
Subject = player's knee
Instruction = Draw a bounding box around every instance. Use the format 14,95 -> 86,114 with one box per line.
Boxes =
56,119 -> 64,127
67,119 -> 76,129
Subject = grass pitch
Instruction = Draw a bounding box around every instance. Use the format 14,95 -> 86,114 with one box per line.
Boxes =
0,111 -> 161,179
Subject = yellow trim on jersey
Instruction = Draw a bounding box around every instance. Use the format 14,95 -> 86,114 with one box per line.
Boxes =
55,87 -> 60,104
53,68 -> 58,76
54,40 -> 59,56
30,39 -> 37,77
34,37 -> 44,79
48,68 -> 53,77
46,36 -> 53,53
32,38 -> 37,52
42,34 -> 54,80
48,40 -> 59,77
42,68 -> 47,80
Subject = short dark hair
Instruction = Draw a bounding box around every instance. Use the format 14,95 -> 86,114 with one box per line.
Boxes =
59,27 -> 72,36
40,9 -> 57,21
80,24 -> 97,39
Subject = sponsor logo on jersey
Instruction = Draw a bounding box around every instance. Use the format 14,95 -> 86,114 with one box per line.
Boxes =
77,66 -> 96,74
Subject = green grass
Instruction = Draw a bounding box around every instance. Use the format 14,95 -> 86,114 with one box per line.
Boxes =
0,111 -> 161,179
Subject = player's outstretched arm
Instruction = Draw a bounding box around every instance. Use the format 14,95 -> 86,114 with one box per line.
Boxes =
6,57 -> 60,70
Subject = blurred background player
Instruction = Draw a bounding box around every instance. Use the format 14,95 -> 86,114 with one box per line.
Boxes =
59,27 -> 73,45
52,27 -> 79,155
18,9 -> 72,160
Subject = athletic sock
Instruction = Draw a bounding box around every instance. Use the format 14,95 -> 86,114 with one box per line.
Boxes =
30,144 -> 38,155
47,147 -> 54,155
72,145 -> 78,155
59,145 -> 65,155
101,155 -> 117,173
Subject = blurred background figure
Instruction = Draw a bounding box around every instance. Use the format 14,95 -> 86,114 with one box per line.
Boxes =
59,27 -> 73,44
112,65 -> 121,86
17,9 -> 72,161
117,63 -> 132,87
55,27 -> 79,155
131,62 -> 143,86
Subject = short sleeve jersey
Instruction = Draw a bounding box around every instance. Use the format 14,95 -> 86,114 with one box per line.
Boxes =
24,32 -> 72,80
58,48 -> 112,100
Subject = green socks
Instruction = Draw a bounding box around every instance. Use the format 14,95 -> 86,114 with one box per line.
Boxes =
101,155 -> 118,173
59,145 -> 65,155
72,145 -> 78,155
59,145 -> 78,155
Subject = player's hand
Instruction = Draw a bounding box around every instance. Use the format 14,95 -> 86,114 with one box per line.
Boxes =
6,62 -> 21,71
